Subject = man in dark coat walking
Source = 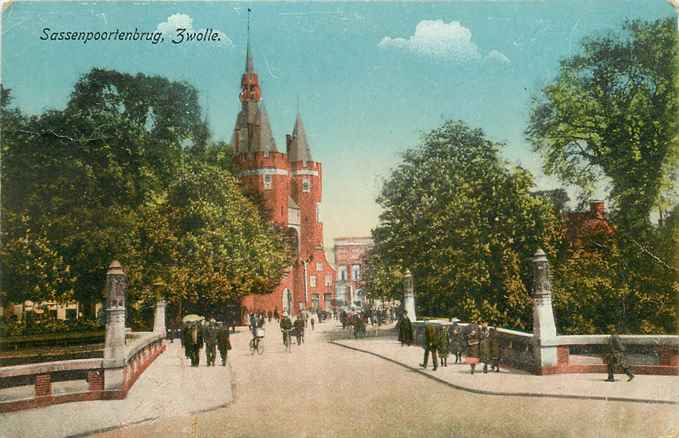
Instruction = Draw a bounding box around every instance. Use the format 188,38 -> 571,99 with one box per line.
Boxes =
205,320 -> 218,367
293,315 -> 305,345
397,312 -> 414,346
184,322 -> 203,367
217,322 -> 232,366
420,323 -> 439,371
606,330 -> 634,382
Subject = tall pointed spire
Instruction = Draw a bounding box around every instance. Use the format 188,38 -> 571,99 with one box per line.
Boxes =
239,8 -> 261,104
245,8 -> 254,73
233,10 -> 277,156
288,112 -> 313,163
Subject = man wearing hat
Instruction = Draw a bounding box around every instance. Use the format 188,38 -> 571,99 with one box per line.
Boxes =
216,322 -> 232,366
420,323 -> 439,371
479,323 -> 491,374
397,311 -> 414,347
280,312 -> 293,346
606,328 -> 635,382
205,319 -> 218,366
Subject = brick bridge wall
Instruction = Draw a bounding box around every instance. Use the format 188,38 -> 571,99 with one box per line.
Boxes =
0,333 -> 165,413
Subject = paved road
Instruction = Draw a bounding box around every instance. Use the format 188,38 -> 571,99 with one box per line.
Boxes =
98,321 -> 679,438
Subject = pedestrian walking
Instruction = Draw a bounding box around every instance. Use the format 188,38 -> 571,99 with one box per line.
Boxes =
217,322 -> 232,366
184,322 -> 203,367
450,325 -> 464,364
438,326 -> 450,367
397,312 -> 413,346
182,323 -> 193,360
606,329 -> 634,382
294,315 -> 305,345
353,315 -> 366,339
489,327 -> 501,372
466,324 -> 481,374
420,323 -> 439,370
479,323 -> 491,374
205,320 -> 218,366
310,316 -> 315,331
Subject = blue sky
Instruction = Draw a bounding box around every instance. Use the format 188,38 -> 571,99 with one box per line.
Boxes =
2,1 -> 674,246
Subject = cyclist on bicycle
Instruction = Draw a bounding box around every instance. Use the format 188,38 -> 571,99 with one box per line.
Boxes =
293,315 -> 305,345
280,312 -> 293,346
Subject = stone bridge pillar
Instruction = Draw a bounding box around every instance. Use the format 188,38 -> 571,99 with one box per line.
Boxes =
532,249 -> 558,372
403,270 -> 417,322
153,299 -> 167,338
103,260 -> 127,390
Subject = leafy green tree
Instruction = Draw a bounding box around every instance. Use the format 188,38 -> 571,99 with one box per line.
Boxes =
142,160 -> 291,313
361,248 -> 404,303
526,18 -> 678,233
374,120 -> 564,329
1,69 -> 289,322
527,18 -> 678,334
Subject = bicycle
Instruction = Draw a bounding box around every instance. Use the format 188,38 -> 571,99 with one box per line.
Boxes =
249,329 -> 264,355
282,328 -> 293,353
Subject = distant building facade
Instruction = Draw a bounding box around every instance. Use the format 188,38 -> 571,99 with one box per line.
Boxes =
232,33 -> 335,316
333,237 -> 373,307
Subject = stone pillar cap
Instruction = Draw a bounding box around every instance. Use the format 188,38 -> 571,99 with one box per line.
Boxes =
533,248 -> 547,259
107,260 -> 125,276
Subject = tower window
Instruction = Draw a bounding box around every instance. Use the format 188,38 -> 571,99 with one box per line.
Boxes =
264,174 -> 272,190
303,177 -> 311,193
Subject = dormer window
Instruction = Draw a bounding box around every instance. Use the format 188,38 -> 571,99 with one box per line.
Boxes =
303,177 -> 311,193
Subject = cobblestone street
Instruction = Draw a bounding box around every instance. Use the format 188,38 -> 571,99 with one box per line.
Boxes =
96,321 -> 679,438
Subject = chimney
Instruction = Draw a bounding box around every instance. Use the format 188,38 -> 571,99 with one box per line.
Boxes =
590,200 -> 605,219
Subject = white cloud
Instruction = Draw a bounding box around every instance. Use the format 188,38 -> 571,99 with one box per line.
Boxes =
379,20 -> 481,61
157,13 -> 193,34
157,13 -> 232,47
378,20 -> 510,65
485,49 -> 511,64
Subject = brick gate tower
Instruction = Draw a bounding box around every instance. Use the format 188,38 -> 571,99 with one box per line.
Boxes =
231,24 -> 335,317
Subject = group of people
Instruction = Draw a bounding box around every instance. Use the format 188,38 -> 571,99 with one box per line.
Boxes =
181,319 -> 232,367
339,311 -> 368,338
420,322 -> 494,373
246,310 -> 320,349
399,314 -> 635,381
278,312 -> 307,346
396,313 -> 500,374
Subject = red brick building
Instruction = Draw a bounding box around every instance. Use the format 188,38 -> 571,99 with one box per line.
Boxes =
232,36 -> 335,316
566,200 -> 615,248
333,237 -> 373,307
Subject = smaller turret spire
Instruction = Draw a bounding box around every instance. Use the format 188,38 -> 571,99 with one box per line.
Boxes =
288,112 -> 313,163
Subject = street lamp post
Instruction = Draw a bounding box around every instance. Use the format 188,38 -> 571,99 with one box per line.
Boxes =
403,270 -> 416,322
152,277 -> 167,338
